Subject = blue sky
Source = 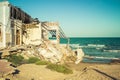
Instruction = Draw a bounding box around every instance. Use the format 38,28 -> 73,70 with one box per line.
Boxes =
8,0 -> 120,37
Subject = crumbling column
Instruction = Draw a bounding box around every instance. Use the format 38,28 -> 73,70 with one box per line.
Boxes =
2,5 -> 6,47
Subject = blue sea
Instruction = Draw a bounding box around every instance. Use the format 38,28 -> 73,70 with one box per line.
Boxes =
60,38 -> 120,63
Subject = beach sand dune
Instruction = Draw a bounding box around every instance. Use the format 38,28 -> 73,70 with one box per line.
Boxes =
17,64 -> 71,80
9,63 -> 120,80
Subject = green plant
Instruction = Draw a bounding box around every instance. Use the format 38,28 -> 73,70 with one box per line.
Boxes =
35,60 -> 49,65
8,54 -> 24,66
46,64 -> 73,74
28,57 -> 40,63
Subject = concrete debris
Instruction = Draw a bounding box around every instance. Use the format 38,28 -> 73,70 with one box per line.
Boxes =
0,40 -> 84,64
75,49 -> 84,64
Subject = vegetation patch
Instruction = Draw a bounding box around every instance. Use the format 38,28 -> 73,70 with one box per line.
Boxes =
46,64 -> 73,74
7,54 -> 24,66
35,60 -> 49,65
28,57 -> 40,63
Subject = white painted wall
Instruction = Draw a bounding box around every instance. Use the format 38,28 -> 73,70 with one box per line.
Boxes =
0,1 -> 10,48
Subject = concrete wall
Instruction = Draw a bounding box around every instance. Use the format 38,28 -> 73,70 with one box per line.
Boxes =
0,1 -> 34,48
0,25 -> 2,42
0,1 -> 11,48
13,20 -> 22,45
44,22 -> 59,44
23,23 -> 42,45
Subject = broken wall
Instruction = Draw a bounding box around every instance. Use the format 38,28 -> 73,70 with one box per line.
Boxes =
23,23 -> 42,45
0,1 -> 34,48
0,1 -> 11,48
10,20 -> 22,46
42,22 -> 60,44
0,24 -> 2,42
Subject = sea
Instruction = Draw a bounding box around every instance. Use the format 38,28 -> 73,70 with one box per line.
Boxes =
60,37 -> 120,63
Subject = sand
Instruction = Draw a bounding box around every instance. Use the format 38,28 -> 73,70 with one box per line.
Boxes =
17,64 -> 70,80
65,63 -> 120,80
6,63 -> 120,80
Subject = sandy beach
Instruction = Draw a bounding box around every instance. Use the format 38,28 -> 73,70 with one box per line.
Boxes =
5,62 -> 120,80
66,62 -> 120,80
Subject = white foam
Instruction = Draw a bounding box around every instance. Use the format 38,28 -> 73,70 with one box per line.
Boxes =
84,56 -> 119,60
104,50 -> 120,53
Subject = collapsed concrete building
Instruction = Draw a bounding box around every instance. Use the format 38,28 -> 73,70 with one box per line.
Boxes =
0,1 -> 66,48
0,1 -> 84,64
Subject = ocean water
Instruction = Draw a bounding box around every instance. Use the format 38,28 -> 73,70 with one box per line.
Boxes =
60,38 -> 120,63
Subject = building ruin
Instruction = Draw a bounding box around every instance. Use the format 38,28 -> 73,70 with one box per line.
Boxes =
0,1 -> 85,65
0,1 -> 67,48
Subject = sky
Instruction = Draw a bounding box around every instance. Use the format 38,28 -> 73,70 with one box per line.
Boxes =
8,0 -> 120,37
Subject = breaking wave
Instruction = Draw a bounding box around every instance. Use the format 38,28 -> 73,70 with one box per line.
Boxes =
84,55 -> 120,60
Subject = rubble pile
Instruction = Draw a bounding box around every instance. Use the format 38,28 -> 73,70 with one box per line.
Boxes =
0,40 -> 84,64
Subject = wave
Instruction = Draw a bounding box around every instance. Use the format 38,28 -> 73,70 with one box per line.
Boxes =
77,44 -> 106,48
87,44 -> 105,48
84,55 -> 120,60
69,44 -> 80,49
103,50 -> 120,53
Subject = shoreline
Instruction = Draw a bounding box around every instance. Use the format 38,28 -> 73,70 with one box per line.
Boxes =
82,56 -> 120,64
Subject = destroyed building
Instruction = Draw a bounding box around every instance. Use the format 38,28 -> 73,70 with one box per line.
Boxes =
0,1 -> 66,48
0,1 -> 84,64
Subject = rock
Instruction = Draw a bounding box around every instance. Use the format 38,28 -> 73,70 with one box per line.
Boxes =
0,60 -> 15,77
1,50 -> 9,58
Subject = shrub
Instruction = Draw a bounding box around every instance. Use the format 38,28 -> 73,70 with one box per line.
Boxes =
46,64 -> 73,74
28,57 -> 40,63
8,54 -> 24,66
35,61 -> 49,65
